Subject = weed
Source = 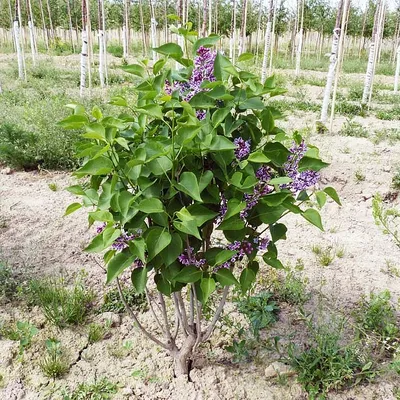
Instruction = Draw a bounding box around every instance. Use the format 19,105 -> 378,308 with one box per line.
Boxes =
335,101 -> 366,117
100,286 -> 147,314
88,322 -> 110,344
311,244 -> 322,255
237,292 -> 279,338
340,120 -> 369,138
372,193 -> 400,247
312,245 -> 335,266
355,170 -> 366,182
272,268 -> 309,305
336,246 -> 345,258
27,276 -> 94,328
376,106 -> 400,121
108,340 -> 133,359
40,338 -> 69,378
225,339 -> 250,363
63,377 -> 118,399
48,183 -> 58,192
373,128 -> 400,144
392,167 -> 400,190
354,290 -> 399,346
287,316 -> 375,398
0,263 -> 17,303
381,260 -> 400,278
1,321 -> 38,354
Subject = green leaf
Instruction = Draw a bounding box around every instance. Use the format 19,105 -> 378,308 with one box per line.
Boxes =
84,234 -> 106,253
224,199 -> 246,220
261,192 -> 292,207
187,204 -> 218,226
64,203 -> 82,216
121,64 -> 146,77
211,108 -> 231,128
153,43 -> 183,58
103,227 -> 121,248
269,177 -> 292,185
106,251 -> 135,283
214,53 -> 237,81
137,198 -> 164,214
193,35 -> 220,54
324,187 -> 342,206
261,109 -> 275,134
239,97 -> 265,110
199,171 -> 214,193
155,274 -> 172,296
89,210 -> 114,222
298,156 -> 329,172
174,265 -> 202,283
200,278 -> 216,304
264,142 -> 290,166
131,267 -> 148,293
66,185 -> 85,195
145,228 -> 172,261
176,172 -> 202,202
209,135 -> 236,151
189,92 -> 215,109
238,52 -> 254,62
58,114 -> 88,129
75,156 -> 113,176
153,58 -> 167,74
217,216 -> 245,231
129,237 -> 146,262
160,233 -> 183,266
263,255 -> 284,269
270,223 -> 287,242
173,220 -> 201,240
248,151 -> 270,163
301,209 -> 324,231
215,268 -> 239,287
315,191 -> 327,208
136,104 -> 163,120
240,268 -> 256,293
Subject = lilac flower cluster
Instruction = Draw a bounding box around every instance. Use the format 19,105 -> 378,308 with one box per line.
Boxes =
219,240 -> 254,269
178,247 -> 206,268
253,236 -> 270,251
216,194 -> 228,225
95,223 -> 141,252
164,46 -> 217,120
283,141 -> 320,192
256,165 -> 272,182
234,137 -> 251,160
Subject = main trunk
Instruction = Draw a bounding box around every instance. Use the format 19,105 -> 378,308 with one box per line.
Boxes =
171,335 -> 196,377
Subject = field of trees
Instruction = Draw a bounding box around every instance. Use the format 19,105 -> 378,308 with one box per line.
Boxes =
0,0 -> 400,399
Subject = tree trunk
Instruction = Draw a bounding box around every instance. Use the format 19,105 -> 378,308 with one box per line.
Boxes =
358,5 -> 368,58
295,0 -> 304,76
138,0 -> 147,56
254,0 -> 262,64
320,0 -> 344,124
171,335 -> 196,377
123,0 -> 129,58
229,0 -> 236,62
80,0 -> 88,97
394,45 -> 400,92
149,0 -> 157,61
261,0 -> 273,82
239,0 -> 248,54
98,0 -> 105,88
202,0 -> 207,37
13,17 -> 25,80
45,0 -> 54,42
67,0 -> 75,52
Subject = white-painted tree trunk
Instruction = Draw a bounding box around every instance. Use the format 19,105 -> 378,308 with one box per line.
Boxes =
123,0 -> 129,58
98,30 -> 105,88
261,0 -> 273,83
295,0 -> 304,76
13,20 -> 25,80
149,0 -> 158,61
122,25 -> 128,59
268,0 -> 278,75
394,45 -> 400,92
28,21 -> 36,66
80,29 -> 88,97
208,0 -> 212,35
239,0 -> 248,54
229,0 -> 236,62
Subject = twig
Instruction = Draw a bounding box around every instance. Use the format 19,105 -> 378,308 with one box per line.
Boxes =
145,288 -> 165,334
192,285 -> 202,349
203,286 -> 230,342
177,291 -> 194,335
173,293 -> 188,338
116,278 -> 169,350
158,292 -> 174,344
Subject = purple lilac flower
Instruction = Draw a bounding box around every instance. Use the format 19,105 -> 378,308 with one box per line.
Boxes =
111,230 -> 139,251
216,194 -> 228,225
282,140 -> 320,192
96,222 -> 106,234
178,247 -> 206,268
254,236 -> 270,251
240,184 -> 273,219
196,110 -> 206,120
256,166 -> 272,182
234,137 -> 251,160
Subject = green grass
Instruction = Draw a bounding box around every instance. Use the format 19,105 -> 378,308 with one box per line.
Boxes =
99,286 -> 147,314
340,120 -> 369,138
393,167 -> 400,190
26,275 -> 95,328
0,321 -> 39,355
40,338 -> 70,378
0,263 -> 17,303
63,377 -> 118,399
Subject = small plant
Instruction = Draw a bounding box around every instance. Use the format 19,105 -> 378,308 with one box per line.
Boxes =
287,317 -> 375,398
225,338 -> 250,363
99,286 -> 147,314
1,321 -> 38,354
273,268 -> 309,305
0,262 -> 17,303
237,292 -> 279,338
392,167 -> 400,190
48,183 -> 58,192
336,246 -> 345,258
27,275 -> 94,328
312,245 -> 335,266
340,120 -> 368,138
88,322 -> 110,344
107,340 -> 133,359
355,169 -> 366,182
372,193 -> 400,247
381,260 -> 400,278
63,377 -> 118,399
354,290 -> 399,347
40,338 -> 69,378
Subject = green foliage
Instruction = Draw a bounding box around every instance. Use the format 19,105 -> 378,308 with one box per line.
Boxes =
225,338 -> 250,363
237,292 -> 279,338
0,262 -> 17,303
355,169 -> 366,182
99,286 -> 147,314
340,120 -> 369,138
354,290 -> 399,343
392,167 -> 400,190
1,321 -> 38,354
272,267 -> 309,305
39,338 -> 70,378
288,317 -> 375,398
63,378 -> 118,400
372,194 -> 400,248
376,106 -> 400,121
88,322 -> 110,344
312,244 -> 335,266
107,340 -> 133,359
27,276 -> 94,328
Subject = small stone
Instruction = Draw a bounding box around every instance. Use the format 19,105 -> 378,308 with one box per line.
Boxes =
96,311 -> 121,327
383,166 -> 391,173
265,361 -> 296,379
0,167 -> 12,175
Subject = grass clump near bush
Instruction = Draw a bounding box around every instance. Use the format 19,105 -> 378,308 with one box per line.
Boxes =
63,377 -> 118,399
287,316 -> 375,398
27,275 -> 94,328
272,267 -> 310,305
99,286 -> 147,314
392,167 -> 400,190
0,262 -> 17,303
40,338 -> 70,378
340,120 -> 369,138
